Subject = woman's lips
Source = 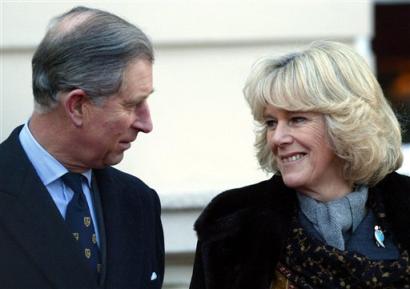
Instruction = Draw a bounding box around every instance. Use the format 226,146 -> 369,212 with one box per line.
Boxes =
280,153 -> 307,163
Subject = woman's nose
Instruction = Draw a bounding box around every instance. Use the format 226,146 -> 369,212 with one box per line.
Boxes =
271,123 -> 293,146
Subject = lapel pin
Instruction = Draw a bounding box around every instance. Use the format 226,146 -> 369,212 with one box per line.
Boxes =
374,225 -> 385,248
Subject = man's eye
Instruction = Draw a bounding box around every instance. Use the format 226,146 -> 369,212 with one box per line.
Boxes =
265,120 -> 277,129
125,101 -> 142,109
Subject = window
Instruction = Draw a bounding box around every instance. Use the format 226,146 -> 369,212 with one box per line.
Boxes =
374,3 -> 410,143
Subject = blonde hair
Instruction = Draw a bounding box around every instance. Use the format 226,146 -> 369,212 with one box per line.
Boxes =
244,41 -> 403,186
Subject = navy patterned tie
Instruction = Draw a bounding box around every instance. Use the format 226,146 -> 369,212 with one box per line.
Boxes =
62,172 -> 101,276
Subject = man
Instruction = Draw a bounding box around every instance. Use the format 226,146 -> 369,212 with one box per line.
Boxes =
0,6 -> 164,289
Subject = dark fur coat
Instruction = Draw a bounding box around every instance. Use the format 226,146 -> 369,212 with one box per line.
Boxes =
189,172 -> 410,289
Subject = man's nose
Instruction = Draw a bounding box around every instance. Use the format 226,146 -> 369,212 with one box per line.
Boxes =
133,101 -> 153,133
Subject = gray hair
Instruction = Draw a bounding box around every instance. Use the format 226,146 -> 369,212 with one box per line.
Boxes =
32,6 -> 154,112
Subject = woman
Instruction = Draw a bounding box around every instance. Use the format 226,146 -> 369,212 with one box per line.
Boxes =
189,41 -> 410,289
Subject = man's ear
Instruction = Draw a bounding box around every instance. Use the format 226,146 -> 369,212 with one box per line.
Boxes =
63,89 -> 88,127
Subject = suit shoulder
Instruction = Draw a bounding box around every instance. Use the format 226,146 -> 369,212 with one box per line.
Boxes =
108,167 -> 151,188
102,167 -> 160,205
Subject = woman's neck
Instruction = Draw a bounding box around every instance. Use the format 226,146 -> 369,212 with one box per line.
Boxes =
296,180 -> 353,203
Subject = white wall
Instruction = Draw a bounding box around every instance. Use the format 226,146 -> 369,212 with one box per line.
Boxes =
1,0 -> 372,195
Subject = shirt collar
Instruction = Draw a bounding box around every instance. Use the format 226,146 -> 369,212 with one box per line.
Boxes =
19,121 -> 92,186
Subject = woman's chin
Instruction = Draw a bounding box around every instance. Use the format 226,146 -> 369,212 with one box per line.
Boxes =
281,173 -> 306,190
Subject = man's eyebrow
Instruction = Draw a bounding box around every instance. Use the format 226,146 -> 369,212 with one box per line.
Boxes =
146,89 -> 155,97
125,89 -> 155,105
141,89 -> 155,99
142,89 -> 154,100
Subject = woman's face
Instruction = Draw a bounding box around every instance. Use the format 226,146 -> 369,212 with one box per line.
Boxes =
264,105 -> 350,201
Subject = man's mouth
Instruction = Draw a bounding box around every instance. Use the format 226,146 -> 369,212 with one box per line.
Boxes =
119,142 -> 131,150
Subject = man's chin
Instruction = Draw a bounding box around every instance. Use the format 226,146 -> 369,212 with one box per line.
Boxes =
96,153 -> 125,168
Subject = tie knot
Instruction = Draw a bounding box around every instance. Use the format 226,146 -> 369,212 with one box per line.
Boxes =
62,172 -> 85,195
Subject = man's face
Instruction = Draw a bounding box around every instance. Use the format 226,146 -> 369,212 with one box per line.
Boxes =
81,58 -> 153,168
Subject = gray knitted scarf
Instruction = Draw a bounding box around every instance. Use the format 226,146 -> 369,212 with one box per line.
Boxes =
297,186 -> 368,250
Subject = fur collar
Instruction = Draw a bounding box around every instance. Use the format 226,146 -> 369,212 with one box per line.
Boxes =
195,175 -> 297,241
194,176 -> 297,289
369,172 -> 410,251
193,172 -> 410,289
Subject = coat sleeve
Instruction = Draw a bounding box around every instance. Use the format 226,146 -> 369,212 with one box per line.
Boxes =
189,241 -> 206,289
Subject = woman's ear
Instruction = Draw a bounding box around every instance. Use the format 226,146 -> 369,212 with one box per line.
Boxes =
63,89 -> 88,127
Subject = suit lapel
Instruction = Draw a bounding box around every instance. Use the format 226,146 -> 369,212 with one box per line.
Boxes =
94,168 -> 145,287
91,175 -> 107,287
0,127 -> 97,288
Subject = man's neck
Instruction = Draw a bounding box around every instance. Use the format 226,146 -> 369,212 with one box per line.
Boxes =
29,111 -> 88,173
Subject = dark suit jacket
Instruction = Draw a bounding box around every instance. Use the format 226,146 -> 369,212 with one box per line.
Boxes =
0,126 -> 164,289
190,173 -> 410,289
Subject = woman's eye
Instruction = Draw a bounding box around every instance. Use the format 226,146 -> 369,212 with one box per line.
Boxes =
265,119 -> 277,129
291,116 -> 307,124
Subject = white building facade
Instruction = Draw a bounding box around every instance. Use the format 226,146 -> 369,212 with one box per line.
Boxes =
3,1 -> 408,288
